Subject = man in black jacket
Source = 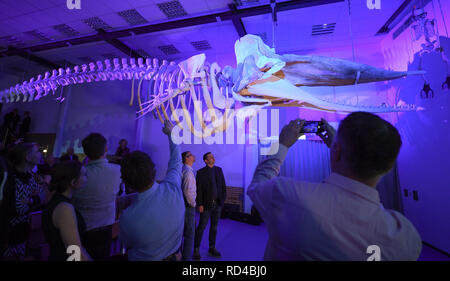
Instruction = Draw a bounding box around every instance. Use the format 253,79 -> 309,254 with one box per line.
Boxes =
193,152 -> 226,260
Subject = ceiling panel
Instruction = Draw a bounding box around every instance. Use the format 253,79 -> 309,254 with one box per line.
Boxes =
178,0 -> 210,15
26,11 -> 66,28
65,20 -> 97,35
127,0 -> 155,8
24,0 -> 57,10
198,21 -> 238,52
98,13 -> 130,29
2,17 -> 35,34
122,33 -> 172,49
45,5 -> 88,22
1,0 -> 41,17
241,1 -> 394,54
118,20 -> 238,59
205,0 -> 232,11
99,0 -> 134,12
36,41 -> 124,66
347,0 -> 404,38
136,5 -> 169,22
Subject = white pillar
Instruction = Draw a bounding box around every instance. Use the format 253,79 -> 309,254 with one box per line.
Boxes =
53,86 -> 72,157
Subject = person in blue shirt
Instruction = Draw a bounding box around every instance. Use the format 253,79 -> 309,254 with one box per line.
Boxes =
119,120 -> 184,261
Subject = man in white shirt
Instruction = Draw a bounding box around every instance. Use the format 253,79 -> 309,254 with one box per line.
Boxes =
181,151 -> 197,260
72,133 -> 121,260
247,112 -> 422,261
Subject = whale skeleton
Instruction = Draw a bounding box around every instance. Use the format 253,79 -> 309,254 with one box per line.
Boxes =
0,35 -> 424,138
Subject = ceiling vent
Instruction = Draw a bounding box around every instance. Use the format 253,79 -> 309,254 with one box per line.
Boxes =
311,23 -> 336,36
53,24 -> 80,37
25,30 -> 53,42
158,44 -> 180,55
84,17 -> 112,31
118,9 -> 148,26
190,40 -> 212,51
157,1 -> 188,18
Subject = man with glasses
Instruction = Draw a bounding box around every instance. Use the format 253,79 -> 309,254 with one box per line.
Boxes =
193,152 -> 226,260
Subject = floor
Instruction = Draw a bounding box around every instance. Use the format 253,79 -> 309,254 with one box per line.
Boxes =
195,215 -> 268,261
194,215 -> 450,261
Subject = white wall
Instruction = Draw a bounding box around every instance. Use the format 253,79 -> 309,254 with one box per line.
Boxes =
61,80 -> 138,156
138,103 -> 251,210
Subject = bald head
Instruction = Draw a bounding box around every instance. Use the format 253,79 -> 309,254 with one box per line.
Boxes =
333,112 -> 402,181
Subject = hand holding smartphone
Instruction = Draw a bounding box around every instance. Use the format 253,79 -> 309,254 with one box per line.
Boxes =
299,121 -> 324,134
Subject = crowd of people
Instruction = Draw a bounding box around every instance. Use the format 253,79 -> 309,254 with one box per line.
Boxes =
0,111 -> 422,261
0,131 -> 131,260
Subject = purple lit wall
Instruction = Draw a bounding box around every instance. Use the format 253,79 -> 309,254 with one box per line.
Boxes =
379,1 -> 450,253
0,72 -> 61,134
61,80 -> 137,156
0,80 -> 137,156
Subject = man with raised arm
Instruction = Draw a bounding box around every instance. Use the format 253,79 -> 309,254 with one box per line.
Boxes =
119,120 -> 184,261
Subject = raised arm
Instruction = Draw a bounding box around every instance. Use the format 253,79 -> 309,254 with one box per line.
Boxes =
162,120 -> 182,190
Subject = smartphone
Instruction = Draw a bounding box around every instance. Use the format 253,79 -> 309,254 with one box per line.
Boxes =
300,121 -> 323,133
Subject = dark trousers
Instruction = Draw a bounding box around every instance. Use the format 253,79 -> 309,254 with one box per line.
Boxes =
182,206 -> 196,260
194,201 -> 222,250
82,225 -> 112,261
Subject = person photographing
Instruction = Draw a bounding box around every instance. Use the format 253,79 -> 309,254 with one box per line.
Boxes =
248,112 -> 422,260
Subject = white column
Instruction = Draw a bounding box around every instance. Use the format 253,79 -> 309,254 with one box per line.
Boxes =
53,86 -> 71,156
